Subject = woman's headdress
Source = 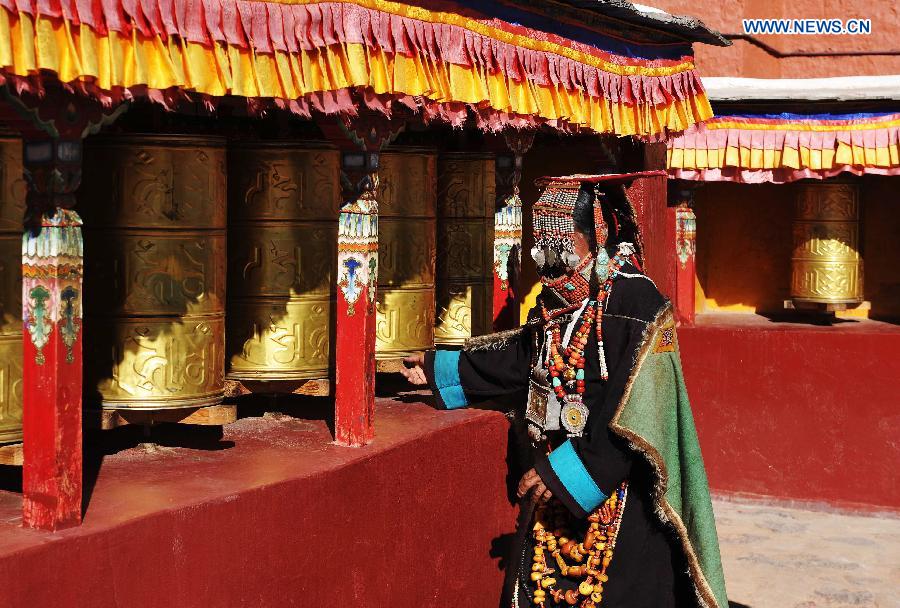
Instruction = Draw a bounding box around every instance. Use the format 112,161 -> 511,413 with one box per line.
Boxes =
531,171 -> 660,291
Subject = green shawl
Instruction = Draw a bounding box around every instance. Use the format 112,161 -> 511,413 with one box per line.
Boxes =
610,304 -> 729,608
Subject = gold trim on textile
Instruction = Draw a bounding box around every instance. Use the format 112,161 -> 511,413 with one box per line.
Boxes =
609,304 -> 722,608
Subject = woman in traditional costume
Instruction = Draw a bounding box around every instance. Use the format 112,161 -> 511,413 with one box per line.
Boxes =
402,173 -> 728,608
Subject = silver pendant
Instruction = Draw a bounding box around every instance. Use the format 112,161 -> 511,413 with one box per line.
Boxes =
545,392 -> 562,432
560,395 -> 589,437
525,380 -> 549,429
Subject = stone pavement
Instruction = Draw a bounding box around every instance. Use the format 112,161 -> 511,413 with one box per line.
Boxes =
713,497 -> 900,608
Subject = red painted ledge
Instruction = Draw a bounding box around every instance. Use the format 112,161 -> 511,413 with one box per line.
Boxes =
0,399 -> 517,608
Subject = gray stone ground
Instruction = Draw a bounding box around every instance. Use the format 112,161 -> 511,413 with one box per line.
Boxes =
713,497 -> 900,608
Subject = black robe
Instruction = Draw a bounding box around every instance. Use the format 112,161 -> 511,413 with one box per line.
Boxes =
425,264 -> 697,607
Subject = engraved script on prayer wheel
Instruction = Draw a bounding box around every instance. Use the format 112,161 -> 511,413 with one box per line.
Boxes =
80,135 -> 226,410
435,153 -> 495,345
791,181 -> 864,307
375,149 -> 437,360
0,138 -> 24,443
226,143 -> 338,381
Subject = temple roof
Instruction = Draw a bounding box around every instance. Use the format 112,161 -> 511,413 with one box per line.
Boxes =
538,1 -> 729,47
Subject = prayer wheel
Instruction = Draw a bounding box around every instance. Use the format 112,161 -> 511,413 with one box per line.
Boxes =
226,142 -> 339,381
375,149 -> 437,360
80,135 -> 227,410
791,181 -> 864,307
435,153 -> 495,345
0,138 -> 24,443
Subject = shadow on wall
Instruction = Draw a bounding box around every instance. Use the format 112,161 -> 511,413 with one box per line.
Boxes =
694,177 -> 900,322
693,182 -> 794,314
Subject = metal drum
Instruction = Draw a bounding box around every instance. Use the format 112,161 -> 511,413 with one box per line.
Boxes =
435,153 -> 495,345
0,138 -> 24,443
80,135 -> 226,410
226,143 -> 339,381
375,149 -> 437,360
791,181 -> 864,307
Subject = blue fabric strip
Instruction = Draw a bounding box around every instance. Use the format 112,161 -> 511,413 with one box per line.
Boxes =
446,0 -> 693,60
433,350 -> 468,410
727,111 -> 899,121
548,440 -> 607,513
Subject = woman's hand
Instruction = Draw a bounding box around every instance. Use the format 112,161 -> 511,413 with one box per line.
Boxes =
517,468 -> 553,504
400,352 -> 428,385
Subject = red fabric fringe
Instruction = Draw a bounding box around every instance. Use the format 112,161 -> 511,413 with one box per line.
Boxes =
2,0 -> 706,107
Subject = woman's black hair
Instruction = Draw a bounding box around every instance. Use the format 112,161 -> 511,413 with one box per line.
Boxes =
573,182 -> 645,264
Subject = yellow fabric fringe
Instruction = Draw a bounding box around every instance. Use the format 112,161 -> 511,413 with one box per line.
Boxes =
0,10 -> 712,136
668,142 -> 900,171
261,0 -> 699,78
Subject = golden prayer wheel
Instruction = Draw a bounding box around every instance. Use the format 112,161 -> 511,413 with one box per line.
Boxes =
80,135 -> 226,410
0,138 -> 25,444
226,142 -> 339,381
791,181 -> 864,307
375,149 -> 437,360
435,153 -> 495,345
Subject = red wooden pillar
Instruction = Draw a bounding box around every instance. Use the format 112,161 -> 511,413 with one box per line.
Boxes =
335,151 -> 379,446
20,138 -> 84,529
492,130 -> 534,331
320,114 -> 404,447
625,142 -> 676,300
669,182 -> 698,325
1,84 -> 125,529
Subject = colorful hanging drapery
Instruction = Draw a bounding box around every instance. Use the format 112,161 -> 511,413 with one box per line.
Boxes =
0,0 -> 712,135
667,111 -> 900,183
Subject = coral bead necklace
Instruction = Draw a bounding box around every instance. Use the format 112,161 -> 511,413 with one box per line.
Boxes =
544,246 -> 630,388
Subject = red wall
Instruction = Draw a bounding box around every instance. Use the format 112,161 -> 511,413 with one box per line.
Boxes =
650,0 -> 900,78
680,322 -> 900,511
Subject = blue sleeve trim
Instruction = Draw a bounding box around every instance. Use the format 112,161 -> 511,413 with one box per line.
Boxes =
433,350 -> 468,410
548,440 -> 608,513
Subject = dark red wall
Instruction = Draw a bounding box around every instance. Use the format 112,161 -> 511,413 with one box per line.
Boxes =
680,321 -> 900,511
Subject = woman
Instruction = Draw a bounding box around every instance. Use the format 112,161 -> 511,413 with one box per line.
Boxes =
402,173 -> 727,608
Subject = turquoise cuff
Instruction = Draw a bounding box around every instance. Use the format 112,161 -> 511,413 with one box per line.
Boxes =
547,440 -> 607,513
433,350 -> 468,410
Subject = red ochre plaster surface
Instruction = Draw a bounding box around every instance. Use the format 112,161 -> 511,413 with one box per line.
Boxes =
0,400 -> 517,608
681,317 -> 900,512
651,0 -> 900,78
0,320 -> 897,607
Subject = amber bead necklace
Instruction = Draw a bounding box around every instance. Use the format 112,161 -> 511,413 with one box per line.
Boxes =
529,483 -> 628,607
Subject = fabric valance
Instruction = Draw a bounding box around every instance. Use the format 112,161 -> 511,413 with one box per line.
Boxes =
667,111 -> 900,183
0,0 -> 712,135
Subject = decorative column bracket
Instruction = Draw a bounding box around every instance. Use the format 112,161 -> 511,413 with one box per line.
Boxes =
492,129 -> 534,330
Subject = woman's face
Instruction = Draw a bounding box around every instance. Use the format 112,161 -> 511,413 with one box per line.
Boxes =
572,229 -> 592,261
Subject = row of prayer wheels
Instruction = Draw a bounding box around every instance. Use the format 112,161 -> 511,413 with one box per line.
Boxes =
0,135 -> 872,441
0,135 -> 500,431
0,137 -> 24,444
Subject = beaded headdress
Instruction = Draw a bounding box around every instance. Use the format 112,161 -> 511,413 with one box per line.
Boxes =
531,172 -> 656,293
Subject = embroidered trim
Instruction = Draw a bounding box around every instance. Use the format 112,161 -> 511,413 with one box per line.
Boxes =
609,304 -> 723,608
617,271 -> 657,288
